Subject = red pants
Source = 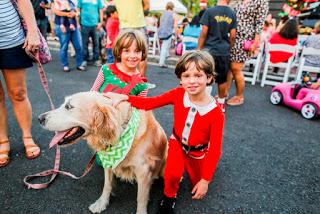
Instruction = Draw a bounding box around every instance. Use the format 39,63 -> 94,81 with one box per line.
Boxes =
163,139 -> 206,198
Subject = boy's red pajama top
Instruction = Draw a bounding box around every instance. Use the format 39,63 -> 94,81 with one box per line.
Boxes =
128,87 -> 224,197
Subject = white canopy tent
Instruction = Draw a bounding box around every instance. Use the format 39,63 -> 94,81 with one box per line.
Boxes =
150,0 -> 188,14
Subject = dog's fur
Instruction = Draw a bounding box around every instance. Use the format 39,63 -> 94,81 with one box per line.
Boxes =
39,92 -> 167,214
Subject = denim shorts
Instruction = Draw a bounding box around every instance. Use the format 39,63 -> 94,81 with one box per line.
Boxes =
0,44 -> 33,69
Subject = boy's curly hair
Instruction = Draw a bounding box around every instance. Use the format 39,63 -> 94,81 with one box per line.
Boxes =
175,50 -> 216,85
113,30 -> 147,62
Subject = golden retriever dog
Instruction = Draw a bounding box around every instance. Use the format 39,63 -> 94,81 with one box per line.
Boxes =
38,91 -> 167,214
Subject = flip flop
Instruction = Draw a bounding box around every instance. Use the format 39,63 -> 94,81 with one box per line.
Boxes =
0,140 -> 10,167
23,137 -> 41,160
226,96 -> 244,106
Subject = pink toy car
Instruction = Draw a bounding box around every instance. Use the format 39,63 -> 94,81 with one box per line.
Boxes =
270,81 -> 320,119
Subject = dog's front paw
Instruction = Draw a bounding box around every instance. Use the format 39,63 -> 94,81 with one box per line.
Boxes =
89,199 -> 109,213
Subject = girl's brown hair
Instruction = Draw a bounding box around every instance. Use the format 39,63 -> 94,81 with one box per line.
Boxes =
112,29 -> 148,62
175,50 -> 216,85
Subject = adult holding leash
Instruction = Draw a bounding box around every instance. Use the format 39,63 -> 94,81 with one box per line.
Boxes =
0,0 -> 41,167
226,0 -> 268,106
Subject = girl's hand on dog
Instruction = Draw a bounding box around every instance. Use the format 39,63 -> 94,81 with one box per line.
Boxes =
103,92 -> 129,107
191,179 -> 209,200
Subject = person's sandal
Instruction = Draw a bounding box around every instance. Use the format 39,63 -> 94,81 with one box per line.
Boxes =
23,136 -> 41,160
227,96 -> 244,106
0,140 -> 10,167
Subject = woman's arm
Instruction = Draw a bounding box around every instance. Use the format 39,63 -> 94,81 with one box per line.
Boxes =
17,0 -> 40,52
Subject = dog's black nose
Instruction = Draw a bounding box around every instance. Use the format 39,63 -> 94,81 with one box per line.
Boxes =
38,113 -> 46,126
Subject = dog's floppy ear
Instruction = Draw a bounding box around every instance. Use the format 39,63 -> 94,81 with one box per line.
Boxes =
89,104 -> 121,151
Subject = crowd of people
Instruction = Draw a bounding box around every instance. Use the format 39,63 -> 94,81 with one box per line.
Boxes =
1,0 -> 320,214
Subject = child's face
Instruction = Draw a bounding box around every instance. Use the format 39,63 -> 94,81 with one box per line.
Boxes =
111,11 -> 118,19
180,62 -> 212,96
120,40 -> 142,71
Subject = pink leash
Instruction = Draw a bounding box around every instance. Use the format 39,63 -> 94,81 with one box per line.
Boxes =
23,146 -> 96,189
23,53 -> 96,189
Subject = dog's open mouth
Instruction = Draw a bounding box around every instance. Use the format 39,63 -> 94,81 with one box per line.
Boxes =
49,127 -> 85,148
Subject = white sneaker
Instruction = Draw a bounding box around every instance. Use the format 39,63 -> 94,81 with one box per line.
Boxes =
81,61 -> 87,68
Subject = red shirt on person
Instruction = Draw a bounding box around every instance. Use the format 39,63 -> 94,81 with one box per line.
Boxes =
128,87 -> 224,181
106,17 -> 119,49
269,32 -> 298,63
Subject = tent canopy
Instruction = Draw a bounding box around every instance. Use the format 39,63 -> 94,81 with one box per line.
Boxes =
150,0 -> 188,14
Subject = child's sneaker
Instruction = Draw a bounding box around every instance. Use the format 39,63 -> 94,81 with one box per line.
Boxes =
156,195 -> 176,214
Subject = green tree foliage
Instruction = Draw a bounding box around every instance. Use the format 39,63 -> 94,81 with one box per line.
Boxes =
180,0 -> 218,15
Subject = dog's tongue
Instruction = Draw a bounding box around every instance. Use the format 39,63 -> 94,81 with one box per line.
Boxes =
49,130 -> 69,148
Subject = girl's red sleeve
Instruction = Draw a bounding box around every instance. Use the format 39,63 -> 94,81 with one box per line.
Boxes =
202,110 -> 225,181
128,87 -> 180,110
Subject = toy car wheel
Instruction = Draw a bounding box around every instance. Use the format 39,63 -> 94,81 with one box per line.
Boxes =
270,91 -> 282,105
301,103 -> 318,119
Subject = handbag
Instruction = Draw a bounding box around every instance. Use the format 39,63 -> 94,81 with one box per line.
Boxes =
243,40 -> 260,51
11,0 -> 52,64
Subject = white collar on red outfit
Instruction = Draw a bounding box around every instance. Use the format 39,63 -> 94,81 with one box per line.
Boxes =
183,92 -> 217,116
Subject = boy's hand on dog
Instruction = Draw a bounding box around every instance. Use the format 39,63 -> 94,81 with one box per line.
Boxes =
191,179 -> 209,200
103,92 -> 128,107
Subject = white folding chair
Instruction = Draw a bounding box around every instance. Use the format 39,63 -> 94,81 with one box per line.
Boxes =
293,35 -> 310,67
146,26 -> 160,56
182,36 -> 198,54
261,43 -> 297,87
296,47 -> 320,81
243,43 -> 265,85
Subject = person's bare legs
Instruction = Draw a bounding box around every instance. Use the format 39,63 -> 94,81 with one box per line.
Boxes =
218,82 -> 228,98
0,78 -> 10,166
0,79 -> 8,141
3,69 -> 40,158
225,70 -> 233,98
227,62 -> 245,105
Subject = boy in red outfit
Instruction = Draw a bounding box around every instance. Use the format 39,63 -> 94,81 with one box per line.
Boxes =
106,50 -> 225,214
105,5 -> 119,63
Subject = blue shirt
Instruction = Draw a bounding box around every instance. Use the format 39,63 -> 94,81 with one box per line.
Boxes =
78,0 -> 103,27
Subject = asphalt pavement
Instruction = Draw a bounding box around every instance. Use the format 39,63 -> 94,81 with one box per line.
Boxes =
0,50 -> 319,214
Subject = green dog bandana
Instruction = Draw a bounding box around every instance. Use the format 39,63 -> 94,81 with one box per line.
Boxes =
97,108 -> 140,169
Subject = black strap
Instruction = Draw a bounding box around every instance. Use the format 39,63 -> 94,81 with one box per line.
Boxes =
172,129 -> 208,152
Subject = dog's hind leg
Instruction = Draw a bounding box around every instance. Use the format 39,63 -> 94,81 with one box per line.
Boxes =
136,166 -> 153,214
89,168 -> 113,213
